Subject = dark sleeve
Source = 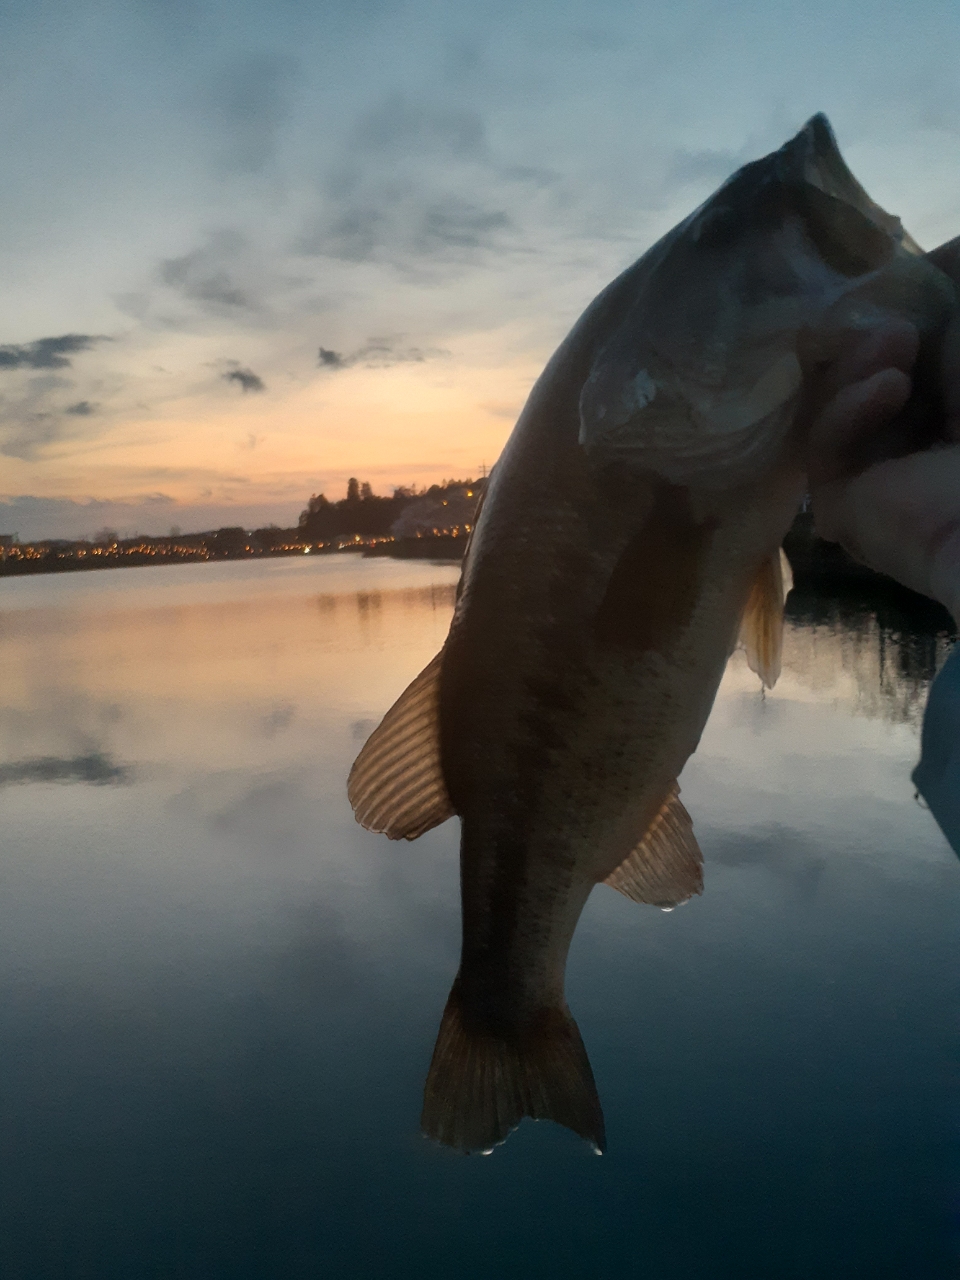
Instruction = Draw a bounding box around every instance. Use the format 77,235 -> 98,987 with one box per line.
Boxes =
912,644 -> 960,856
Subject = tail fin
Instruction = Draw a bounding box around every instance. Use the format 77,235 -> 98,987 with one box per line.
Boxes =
421,983 -> 606,1154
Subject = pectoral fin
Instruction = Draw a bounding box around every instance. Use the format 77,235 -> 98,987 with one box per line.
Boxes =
347,651 -> 456,840
603,784 -> 703,908
737,548 -> 793,689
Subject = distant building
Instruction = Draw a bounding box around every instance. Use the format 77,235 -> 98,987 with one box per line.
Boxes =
0,535 -> 14,562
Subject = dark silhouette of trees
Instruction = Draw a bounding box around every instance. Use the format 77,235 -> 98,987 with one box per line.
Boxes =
206,527 -> 251,556
298,478 -> 410,539
298,477 -> 486,541
253,524 -> 288,550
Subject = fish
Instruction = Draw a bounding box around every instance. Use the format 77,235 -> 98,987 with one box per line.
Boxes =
348,114 -> 959,1154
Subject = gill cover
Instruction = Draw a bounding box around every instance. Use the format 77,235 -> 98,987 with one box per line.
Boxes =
578,114 -> 944,489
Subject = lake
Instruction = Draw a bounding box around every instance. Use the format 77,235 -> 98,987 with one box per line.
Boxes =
0,554 -> 957,1278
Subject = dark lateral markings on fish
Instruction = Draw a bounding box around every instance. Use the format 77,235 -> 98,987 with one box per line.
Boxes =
348,112 -> 960,1155
0,752 -> 131,787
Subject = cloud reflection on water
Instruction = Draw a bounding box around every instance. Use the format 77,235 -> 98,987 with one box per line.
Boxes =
0,560 -> 952,891
0,752 -> 129,787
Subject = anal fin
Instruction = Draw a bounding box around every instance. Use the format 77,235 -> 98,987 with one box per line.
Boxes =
603,783 -> 703,908
347,650 -> 455,840
737,547 -> 792,689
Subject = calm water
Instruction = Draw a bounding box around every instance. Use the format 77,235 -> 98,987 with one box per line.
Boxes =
0,555 -> 958,1279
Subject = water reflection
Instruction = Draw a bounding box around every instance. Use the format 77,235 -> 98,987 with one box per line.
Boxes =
0,558 -> 956,1278
0,751 -> 129,786
784,581 -> 956,725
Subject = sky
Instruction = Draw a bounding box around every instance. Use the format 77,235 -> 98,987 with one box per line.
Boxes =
2,0 -> 960,539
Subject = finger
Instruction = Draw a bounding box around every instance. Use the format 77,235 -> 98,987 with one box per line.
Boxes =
925,239 -> 960,442
926,234 -> 960,290
941,314 -> 960,442
815,447 -> 960,621
806,366 -> 912,487
830,319 -> 918,389
797,319 -> 918,461
798,317 -> 917,398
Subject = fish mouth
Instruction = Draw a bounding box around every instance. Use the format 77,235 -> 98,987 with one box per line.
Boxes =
687,113 -> 913,281
774,113 -> 921,274
578,112 -> 939,492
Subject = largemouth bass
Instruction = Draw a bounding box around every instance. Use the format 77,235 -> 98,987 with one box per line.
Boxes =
348,115 -> 958,1154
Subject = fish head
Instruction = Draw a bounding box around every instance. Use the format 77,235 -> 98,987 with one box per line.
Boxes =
579,114 -> 956,490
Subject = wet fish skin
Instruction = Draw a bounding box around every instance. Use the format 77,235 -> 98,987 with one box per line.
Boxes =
349,114 -> 959,1154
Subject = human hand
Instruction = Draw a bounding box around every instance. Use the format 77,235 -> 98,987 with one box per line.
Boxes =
798,312 -> 960,625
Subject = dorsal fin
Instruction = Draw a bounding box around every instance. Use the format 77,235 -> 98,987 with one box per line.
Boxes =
603,783 -> 703,908
347,651 -> 456,840
737,548 -> 793,689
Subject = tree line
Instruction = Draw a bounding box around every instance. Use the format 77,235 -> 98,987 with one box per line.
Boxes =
297,476 -> 483,540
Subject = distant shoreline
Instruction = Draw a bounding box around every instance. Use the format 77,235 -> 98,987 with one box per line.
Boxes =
0,475 -> 482,578
0,516 -> 945,603
0,533 -> 468,577
363,536 -> 465,561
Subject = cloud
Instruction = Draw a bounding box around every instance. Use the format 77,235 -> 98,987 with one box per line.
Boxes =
0,374 -> 92,460
481,401 -> 521,420
0,334 -> 107,371
356,338 -> 447,367
304,193 -> 513,264
154,228 -> 318,326
159,231 -> 253,311
0,368 -> 118,460
416,198 -> 511,253
0,418 -> 61,460
296,94 -> 517,267
0,493 -> 315,542
352,93 -> 487,161
313,206 -> 383,262
664,141 -> 762,188
208,52 -> 299,174
316,337 -> 447,370
706,825 -> 826,900
223,367 -> 265,393
0,752 -> 129,787
666,148 -> 741,186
